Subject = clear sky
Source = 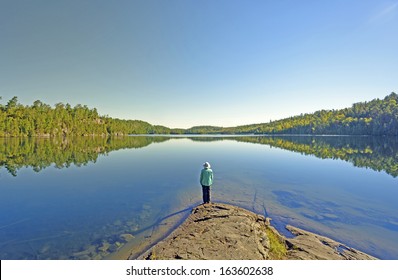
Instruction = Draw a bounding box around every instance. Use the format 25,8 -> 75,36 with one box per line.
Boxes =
1,0 -> 397,128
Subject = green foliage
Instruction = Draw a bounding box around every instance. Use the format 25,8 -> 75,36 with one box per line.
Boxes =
1,93 -> 397,137
0,98 -> 170,137
265,227 -> 287,259
185,126 -> 224,134
182,93 -> 398,136
252,93 -> 398,135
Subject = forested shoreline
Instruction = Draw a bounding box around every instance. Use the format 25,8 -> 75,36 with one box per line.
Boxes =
1,93 -> 397,137
186,93 -> 398,135
0,97 -> 172,137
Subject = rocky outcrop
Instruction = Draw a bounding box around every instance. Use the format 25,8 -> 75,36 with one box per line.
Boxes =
138,203 -> 377,260
284,225 -> 377,260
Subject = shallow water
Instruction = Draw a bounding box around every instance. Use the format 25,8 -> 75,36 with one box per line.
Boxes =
0,136 -> 397,259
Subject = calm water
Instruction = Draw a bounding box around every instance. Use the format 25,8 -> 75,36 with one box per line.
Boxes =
0,136 -> 397,259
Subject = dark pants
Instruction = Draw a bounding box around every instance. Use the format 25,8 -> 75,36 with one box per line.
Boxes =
202,185 -> 211,203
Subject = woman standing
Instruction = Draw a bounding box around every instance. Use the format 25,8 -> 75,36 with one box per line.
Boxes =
200,162 -> 213,204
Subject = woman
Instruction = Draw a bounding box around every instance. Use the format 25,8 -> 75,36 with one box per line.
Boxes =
200,162 -> 213,204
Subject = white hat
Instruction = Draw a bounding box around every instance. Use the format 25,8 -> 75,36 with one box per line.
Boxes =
203,162 -> 211,168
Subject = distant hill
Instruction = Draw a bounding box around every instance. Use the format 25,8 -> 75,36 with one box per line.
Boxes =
184,125 -> 224,134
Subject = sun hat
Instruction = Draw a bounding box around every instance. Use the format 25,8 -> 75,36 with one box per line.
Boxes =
203,162 -> 211,168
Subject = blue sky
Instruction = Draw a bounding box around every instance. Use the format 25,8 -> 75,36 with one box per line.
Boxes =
1,0 -> 397,128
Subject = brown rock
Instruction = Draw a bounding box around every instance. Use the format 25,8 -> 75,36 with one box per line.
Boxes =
137,203 -> 377,260
285,225 -> 377,260
139,203 -> 271,260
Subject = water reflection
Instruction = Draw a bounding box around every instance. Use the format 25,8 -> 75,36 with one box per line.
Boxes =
0,137 -> 170,176
232,136 -> 398,178
1,135 -> 397,259
1,136 -> 397,178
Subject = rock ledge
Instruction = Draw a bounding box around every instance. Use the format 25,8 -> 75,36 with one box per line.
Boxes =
137,203 -> 377,260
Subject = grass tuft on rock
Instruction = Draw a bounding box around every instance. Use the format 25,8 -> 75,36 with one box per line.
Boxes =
266,227 -> 287,259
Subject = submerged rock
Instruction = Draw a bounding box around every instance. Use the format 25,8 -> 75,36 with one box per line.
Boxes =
137,203 -> 377,260
98,242 -> 111,253
72,245 -> 97,259
120,233 -> 135,242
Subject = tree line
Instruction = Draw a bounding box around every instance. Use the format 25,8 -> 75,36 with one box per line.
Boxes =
185,92 -> 398,135
1,92 -> 397,136
0,97 -> 173,137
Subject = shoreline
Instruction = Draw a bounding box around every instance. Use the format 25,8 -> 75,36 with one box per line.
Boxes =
132,203 -> 377,260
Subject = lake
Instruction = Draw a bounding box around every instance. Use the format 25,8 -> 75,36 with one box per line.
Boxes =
0,135 -> 397,259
